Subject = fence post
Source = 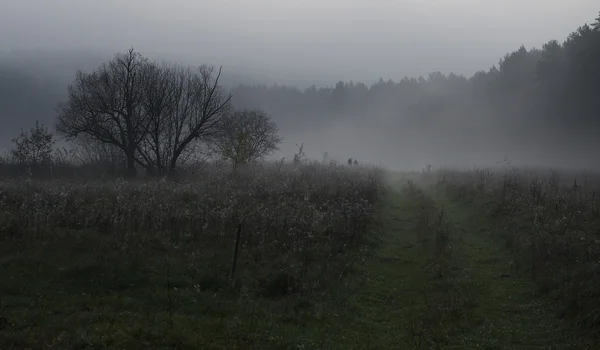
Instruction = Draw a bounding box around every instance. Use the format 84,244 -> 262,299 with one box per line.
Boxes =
230,223 -> 243,280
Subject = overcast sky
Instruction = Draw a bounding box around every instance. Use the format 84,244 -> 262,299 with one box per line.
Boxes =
1,0 -> 598,85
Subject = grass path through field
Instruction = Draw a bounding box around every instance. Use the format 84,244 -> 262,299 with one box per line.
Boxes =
431,189 -> 591,349
321,184 -> 432,348
322,181 -> 591,349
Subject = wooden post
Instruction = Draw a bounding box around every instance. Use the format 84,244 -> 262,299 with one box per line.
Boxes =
230,223 -> 243,280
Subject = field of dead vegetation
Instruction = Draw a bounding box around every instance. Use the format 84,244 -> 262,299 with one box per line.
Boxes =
2,164 -> 600,349
0,162 -> 383,348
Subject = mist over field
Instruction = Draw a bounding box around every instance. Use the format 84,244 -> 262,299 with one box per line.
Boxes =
1,0 -> 599,170
4,2 -> 600,348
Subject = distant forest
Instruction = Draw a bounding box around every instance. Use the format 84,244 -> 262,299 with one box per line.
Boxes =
1,12 -> 599,165
231,13 -> 600,141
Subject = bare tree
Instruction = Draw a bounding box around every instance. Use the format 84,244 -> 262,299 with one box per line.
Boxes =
11,120 -> 55,165
56,48 -> 151,177
138,64 -> 232,174
136,62 -> 178,174
167,65 -> 231,171
210,109 -> 282,172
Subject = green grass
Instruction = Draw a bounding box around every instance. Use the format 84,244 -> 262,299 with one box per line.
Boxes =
0,179 -> 595,348
321,181 -> 594,349
321,181 -> 481,348
0,230 -> 361,349
431,190 -> 594,349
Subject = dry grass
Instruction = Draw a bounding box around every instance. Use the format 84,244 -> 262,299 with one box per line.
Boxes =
0,162 -> 383,348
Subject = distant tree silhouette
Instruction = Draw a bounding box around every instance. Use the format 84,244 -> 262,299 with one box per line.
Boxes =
11,121 -> 54,165
138,63 -> 231,174
209,109 -> 281,172
56,49 -> 231,176
56,49 -> 151,177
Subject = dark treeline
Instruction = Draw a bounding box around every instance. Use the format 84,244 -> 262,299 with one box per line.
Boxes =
232,14 -> 599,129
230,13 -> 600,166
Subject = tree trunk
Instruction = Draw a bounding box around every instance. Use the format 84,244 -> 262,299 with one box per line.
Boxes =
168,158 -> 178,177
126,151 -> 137,178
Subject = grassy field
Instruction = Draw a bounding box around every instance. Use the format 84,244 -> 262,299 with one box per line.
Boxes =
0,163 -> 382,348
1,166 -> 599,348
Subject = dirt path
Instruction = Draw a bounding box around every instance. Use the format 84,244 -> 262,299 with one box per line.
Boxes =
322,182 -> 592,349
